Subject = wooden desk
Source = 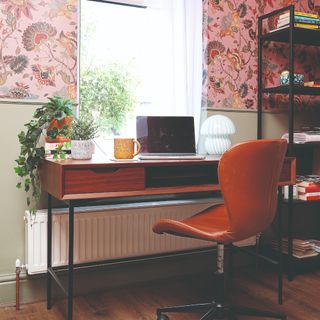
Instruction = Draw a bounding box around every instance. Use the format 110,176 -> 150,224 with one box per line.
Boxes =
41,156 -> 296,320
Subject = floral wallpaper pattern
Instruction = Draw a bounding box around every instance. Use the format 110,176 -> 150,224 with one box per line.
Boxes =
203,0 -> 320,111
0,0 -> 78,102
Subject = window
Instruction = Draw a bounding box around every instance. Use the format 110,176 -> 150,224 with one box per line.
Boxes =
80,0 -> 202,154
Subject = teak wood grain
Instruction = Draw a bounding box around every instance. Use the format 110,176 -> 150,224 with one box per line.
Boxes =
64,167 -> 145,194
40,156 -> 296,201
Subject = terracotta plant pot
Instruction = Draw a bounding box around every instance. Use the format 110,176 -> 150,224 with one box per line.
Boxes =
45,116 -> 73,143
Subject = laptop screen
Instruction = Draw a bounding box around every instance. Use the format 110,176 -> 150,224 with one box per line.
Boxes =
136,116 -> 196,154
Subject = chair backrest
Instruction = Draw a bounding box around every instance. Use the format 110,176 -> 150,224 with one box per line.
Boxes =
218,139 -> 287,242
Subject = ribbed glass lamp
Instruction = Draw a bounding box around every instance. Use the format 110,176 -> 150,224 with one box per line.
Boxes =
200,115 -> 235,155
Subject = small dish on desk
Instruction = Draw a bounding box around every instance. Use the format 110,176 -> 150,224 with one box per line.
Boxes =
110,157 -> 139,162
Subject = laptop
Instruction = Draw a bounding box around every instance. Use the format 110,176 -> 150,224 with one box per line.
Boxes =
136,116 -> 205,160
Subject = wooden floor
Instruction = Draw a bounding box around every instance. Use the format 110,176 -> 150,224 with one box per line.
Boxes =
1,267 -> 319,320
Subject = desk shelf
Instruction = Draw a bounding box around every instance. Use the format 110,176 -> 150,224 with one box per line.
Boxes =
261,27 -> 320,46
262,86 -> 320,96
145,164 -> 218,188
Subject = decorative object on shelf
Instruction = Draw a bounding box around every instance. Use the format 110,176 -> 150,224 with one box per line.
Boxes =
200,115 -> 235,155
280,70 -> 304,86
70,115 -> 99,160
14,96 -> 74,213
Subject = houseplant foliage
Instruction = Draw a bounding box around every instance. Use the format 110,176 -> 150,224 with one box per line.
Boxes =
15,96 -> 73,213
70,115 -> 98,141
70,115 -> 99,160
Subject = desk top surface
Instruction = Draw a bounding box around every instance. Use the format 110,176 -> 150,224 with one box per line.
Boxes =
44,155 -> 221,167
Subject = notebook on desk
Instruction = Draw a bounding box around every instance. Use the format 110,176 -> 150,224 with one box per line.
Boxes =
136,116 -> 205,160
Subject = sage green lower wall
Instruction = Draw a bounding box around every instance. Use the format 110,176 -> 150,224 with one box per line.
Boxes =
0,103 -> 37,294
2,103 -> 315,305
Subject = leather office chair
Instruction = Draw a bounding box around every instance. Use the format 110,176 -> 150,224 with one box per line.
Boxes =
153,139 -> 287,320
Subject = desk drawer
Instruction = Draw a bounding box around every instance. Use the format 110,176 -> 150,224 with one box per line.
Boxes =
64,167 -> 145,194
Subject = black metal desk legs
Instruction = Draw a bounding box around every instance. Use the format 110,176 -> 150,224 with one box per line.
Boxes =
47,194 -> 52,309
277,187 -> 283,304
47,194 -> 75,320
68,202 -> 74,320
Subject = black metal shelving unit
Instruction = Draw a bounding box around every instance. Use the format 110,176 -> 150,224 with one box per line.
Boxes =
258,5 -> 320,281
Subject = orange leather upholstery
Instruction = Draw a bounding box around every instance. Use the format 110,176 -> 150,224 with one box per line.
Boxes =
153,139 -> 287,244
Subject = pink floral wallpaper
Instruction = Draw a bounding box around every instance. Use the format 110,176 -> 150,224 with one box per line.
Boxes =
0,0 -> 78,102
203,0 -> 320,111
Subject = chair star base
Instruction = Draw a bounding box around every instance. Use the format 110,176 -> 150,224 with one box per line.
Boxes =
156,301 -> 287,320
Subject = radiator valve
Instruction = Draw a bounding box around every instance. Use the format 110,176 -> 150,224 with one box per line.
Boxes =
15,259 -> 26,273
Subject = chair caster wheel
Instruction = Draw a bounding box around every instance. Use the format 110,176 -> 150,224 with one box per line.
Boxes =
157,314 -> 169,320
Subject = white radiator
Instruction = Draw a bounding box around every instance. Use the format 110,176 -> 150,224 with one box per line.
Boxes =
24,200 -> 255,275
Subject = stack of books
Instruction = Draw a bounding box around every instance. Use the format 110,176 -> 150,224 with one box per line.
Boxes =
272,238 -> 319,259
297,178 -> 320,200
276,11 -> 320,30
283,175 -> 320,200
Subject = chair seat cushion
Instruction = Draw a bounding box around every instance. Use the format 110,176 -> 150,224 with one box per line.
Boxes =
153,204 -> 235,244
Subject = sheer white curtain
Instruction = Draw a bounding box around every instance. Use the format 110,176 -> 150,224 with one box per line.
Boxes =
171,0 -> 203,145
147,0 -> 203,147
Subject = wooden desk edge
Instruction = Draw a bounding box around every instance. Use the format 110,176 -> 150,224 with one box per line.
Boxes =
40,157 -> 296,201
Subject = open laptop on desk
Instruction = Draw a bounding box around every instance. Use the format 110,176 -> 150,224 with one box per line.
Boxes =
136,116 -> 205,160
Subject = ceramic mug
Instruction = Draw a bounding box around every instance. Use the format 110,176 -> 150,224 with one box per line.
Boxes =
114,138 -> 141,159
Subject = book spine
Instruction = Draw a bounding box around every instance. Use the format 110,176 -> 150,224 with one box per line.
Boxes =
278,16 -> 320,24
294,23 -> 320,29
277,20 -> 289,28
283,185 -> 298,199
298,182 -> 320,187
298,195 -> 320,201
296,11 -> 319,18
304,81 -> 315,86
295,17 -> 320,24
297,186 -> 320,193
280,11 -> 319,19
298,192 -> 320,196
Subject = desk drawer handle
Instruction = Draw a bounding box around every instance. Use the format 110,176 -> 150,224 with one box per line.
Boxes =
91,168 -> 120,174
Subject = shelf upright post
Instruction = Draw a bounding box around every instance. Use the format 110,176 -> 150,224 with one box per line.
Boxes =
287,4 -> 295,281
257,15 -> 263,139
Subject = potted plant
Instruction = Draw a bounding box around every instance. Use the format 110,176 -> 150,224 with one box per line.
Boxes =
44,96 -> 73,142
70,115 -> 99,160
14,96 -> 74,213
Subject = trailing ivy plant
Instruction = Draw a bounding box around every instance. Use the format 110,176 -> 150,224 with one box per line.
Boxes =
14,96 -> 73,213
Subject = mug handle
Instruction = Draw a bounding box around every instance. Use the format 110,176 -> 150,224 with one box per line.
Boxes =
133,140 -> 141,157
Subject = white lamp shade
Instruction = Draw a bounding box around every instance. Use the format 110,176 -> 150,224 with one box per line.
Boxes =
204,136 -> 231,155
200,115 -> 235,136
